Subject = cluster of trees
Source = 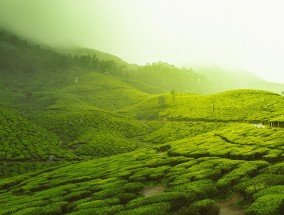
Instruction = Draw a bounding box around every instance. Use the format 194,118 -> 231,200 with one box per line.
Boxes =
63,54 -> 128,76
129,62 -> 207,93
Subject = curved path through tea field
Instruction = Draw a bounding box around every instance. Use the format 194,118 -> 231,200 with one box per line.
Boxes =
219,195 -> 245,215
143,185 -> 165,197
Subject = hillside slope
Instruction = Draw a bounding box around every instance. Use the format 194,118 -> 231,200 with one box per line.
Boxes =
0,31 -> 154,178
0,122 -> 283,215
122,89 -> 284,122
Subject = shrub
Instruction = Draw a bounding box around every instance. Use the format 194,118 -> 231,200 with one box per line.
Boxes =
235,174 -> 284,200
126,191 -> 195,211
246,194 -> 284,215
173,179 -> 217,199
76,198 -> 120,210
67,205 -> 124,215
117,202 -> 171,215
13,201 -> 67,215
253,186 -> 284,200
177,199 -> 219,215
122,182 -> 144,193
116,193 -> 137,204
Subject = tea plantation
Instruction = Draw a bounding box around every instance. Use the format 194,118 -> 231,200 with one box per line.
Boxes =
125,89 -> 284,122
1,88 -> 284,214
1,30 -> 283,215
0,122 -> 283,214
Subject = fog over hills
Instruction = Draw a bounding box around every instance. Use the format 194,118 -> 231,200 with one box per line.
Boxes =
0,1 -> 284,215
1,0 -> 284,83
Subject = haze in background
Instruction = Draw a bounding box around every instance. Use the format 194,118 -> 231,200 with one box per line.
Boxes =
0,0 -> 284,83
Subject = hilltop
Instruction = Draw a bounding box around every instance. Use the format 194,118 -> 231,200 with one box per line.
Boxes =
122,89 -> 284,122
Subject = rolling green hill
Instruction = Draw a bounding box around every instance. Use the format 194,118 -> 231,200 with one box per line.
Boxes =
28,110 -> 148,155
0,30 -> 284,215
123,89 -> 284,122
0,107 -> 74,162
0,107 -> 76,178
37,72 -> 149,111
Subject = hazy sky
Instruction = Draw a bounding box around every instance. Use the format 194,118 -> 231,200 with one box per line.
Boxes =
0,0 -> 284,83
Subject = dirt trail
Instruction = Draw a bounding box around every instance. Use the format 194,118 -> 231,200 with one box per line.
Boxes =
143,185 -> 165,197
219,195 -> 245,215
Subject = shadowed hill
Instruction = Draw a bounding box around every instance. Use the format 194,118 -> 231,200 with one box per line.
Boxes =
60,47 -> 133,68
0,30 -> 151,111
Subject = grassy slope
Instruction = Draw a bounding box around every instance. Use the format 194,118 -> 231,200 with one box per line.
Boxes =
21,70 -> 153,158
0,34 -> 154,177
28,110 -> 148,156
0,107 -> 74,162
0,70 -> 154,177
0,107 -> 77,178
123,89 -> 284,121
38,72 -> 149,111
0,123 -> 283,215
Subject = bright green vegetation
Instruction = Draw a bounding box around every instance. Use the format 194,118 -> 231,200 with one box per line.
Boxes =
0,107 -> 73,161
0,31 -> 284,214
168,123 -> 284,162
0,132 -> 283,214
141,121 -> 227,144
29,110 -> 147,156
128,62 -> 208,94
245,186 -> 284,215
0,107 -> 76,178
0,121 -> 283,214
125,89 -> 284,121
30,72 -> 150,111
0,107 -> 151,177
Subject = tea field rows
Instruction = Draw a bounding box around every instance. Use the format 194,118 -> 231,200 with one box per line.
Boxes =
0,123 -> 283,215
124,90 -> 284,122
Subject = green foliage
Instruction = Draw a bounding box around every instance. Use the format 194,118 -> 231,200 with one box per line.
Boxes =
67,205 -> 124,215
0,108 -> 69,161
1,30 -> 284,215
27,110 -> 148,159
235,174 -> 284,200
118,202 -> 171,215
177,199 -> 219,215
216,161 -> 269,191
127,89 -> 284,121
130,62 -> 206,93
0,143 -> 281,215
246,194 -> 284,215
142,121 -> 226,144
253,186 -> 284,200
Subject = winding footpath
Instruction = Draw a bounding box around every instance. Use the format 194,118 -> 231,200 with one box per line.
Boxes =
219,195 -> 245,215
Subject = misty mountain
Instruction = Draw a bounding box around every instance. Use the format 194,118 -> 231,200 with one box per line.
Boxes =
59,47 -> 133,68
1,29 -> 284,98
